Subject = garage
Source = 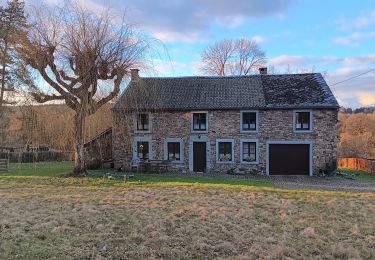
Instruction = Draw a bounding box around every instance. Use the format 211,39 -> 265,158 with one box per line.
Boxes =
268,143 -> 311,175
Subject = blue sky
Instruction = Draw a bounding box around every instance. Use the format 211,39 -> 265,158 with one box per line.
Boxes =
21,0 -> 375,108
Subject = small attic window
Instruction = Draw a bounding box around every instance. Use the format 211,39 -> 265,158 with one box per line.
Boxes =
294,110 -> 313,132
241,111 -> 258,132
136,113 -> 149,131
192,112 -> 207,132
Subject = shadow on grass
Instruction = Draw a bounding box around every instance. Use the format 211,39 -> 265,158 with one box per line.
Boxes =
2,162 -> 274,187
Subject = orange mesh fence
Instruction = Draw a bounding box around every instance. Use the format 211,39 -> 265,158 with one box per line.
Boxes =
338,158 -> 375,174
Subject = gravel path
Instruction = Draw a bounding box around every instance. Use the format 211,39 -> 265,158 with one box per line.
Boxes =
139,172 -> 375,193
168,172 -> 375,192
266,176 -> 375,193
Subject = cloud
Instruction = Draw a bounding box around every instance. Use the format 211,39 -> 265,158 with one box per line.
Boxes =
338,9 -> 375,30
30,0 -> 292,43
326,68 -> 375,108
341,55 -> 375,66
333,32 -> 375,46
251,35 -> 267,44
268,54 -> 375,69
40,0 -> 106,14
153,31 -> 205,43
105,0 -> 292,42
268,55 -> 339,68
359,93 -> 375,106
147,59 -> 191,76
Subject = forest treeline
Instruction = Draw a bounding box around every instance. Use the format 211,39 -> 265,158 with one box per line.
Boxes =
0,104 -> 112,152
338,111 -> 375,159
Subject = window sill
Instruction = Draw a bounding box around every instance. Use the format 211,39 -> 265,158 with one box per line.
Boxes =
240,161 -> 259,165
135,130 -> 152,134
168,160 -> 184,164
216,161 -> 234,164
191,130 -> 208,134
293,130 -> 313,133
240,129 -> 258,133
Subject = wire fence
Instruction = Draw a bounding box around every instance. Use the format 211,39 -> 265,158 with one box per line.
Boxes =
0,151 -> 73,163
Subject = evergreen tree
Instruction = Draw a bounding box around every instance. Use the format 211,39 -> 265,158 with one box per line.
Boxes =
0,0 -> 29,108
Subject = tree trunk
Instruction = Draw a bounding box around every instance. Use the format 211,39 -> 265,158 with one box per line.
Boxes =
72,111 -> 86,175
0,62 -> 6,108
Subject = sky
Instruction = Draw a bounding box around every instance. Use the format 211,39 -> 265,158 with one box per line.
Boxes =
10,0 -> 375,108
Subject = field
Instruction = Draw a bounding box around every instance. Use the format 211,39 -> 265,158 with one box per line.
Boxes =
0,163 -> 374,259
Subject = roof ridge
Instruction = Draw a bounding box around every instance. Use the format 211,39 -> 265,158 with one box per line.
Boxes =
139,73 -> 321,80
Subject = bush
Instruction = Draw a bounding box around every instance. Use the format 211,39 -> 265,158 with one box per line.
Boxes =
86,158 -> 102,170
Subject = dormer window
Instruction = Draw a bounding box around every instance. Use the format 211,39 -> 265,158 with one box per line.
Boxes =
136,113 -> 149,131
192,112 -> 207,132
240,111 -> 258,132
294,110 -> 313,132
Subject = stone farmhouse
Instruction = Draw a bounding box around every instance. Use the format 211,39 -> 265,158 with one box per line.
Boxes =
112,68 -> 339,176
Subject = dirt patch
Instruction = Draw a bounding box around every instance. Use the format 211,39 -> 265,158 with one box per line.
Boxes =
0,178 -> 374,259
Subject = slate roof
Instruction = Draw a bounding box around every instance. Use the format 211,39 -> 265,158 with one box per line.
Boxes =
114,73 -> 339,111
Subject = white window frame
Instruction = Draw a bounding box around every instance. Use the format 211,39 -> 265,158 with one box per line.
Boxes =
163,137 -> 184,163
134,112 -> 152,133
216,138 -> 235,164
191,111 -> 208,133
293,110 -> 313,133
133,136 -> 153,160
240,139 -> 259,164
240,110 -> 259,133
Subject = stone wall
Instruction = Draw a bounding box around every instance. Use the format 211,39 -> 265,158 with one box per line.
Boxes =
84,128 -> 113,162
113,109 -> 338,175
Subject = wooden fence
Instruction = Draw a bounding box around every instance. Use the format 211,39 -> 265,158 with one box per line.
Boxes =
337,158 -> 375,174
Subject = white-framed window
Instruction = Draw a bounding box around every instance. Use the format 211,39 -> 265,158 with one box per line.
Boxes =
240,139 -> 259,164
216,139 -> 234,163
293,110 -> 313,133
137,141 -> 149,160
191,111 -> 208,133
135,113 -> 151,132
133,136 -> 152,160
240,111 -> 259,132
164,138 -> 184,163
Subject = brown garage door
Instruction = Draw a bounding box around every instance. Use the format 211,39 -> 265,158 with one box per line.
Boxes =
269,144 -> 310,175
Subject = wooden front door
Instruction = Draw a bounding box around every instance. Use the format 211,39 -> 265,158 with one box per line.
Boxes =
193,142 -> 206,172
269,144 -> 310,175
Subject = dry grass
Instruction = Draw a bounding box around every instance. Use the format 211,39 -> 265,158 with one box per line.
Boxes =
0,177 -> 374,259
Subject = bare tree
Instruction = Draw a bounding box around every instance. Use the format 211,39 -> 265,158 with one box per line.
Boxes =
17,2 -> 148,175
200,38 -> 266,76
201,39 -> 235,76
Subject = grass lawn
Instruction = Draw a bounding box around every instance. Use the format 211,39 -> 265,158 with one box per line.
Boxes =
4,161 -> 73,177
0,176 -> 374,259
340,168 -> 375,181
2,162 -> 273,187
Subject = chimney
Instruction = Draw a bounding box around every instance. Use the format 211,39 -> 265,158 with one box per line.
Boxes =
130,69 -> 140,81
259,67 -> 267,75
